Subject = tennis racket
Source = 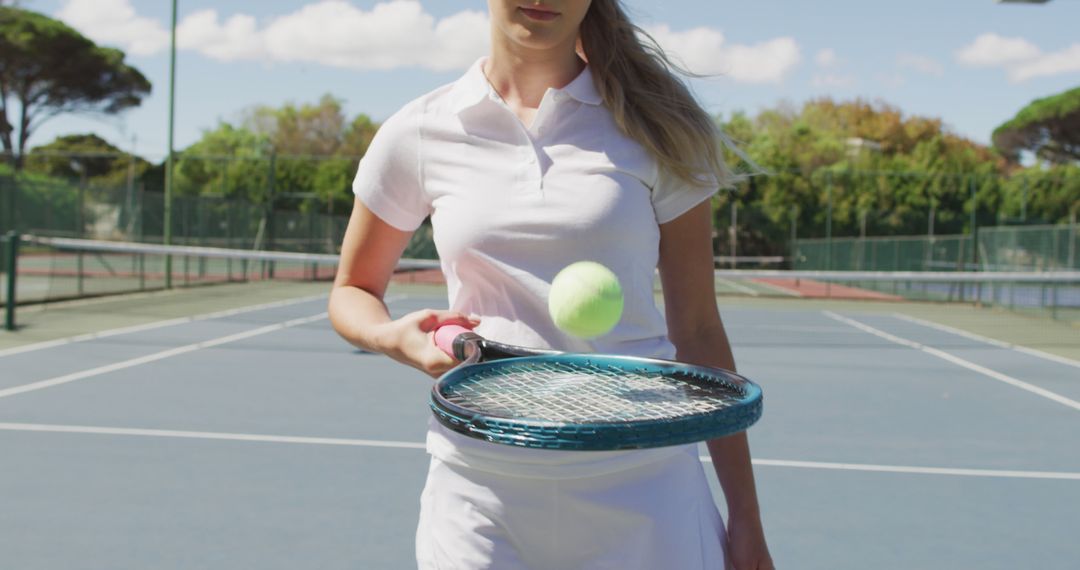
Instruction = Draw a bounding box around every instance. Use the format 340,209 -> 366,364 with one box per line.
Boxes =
430,325 -> 763,451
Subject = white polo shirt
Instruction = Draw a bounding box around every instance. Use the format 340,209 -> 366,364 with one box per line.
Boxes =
354,58 -> 720,475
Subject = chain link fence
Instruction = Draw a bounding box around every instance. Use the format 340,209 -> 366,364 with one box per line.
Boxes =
793,224 -> 1079,272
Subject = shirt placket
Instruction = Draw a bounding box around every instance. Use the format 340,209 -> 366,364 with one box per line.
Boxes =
520,90 -> 565,196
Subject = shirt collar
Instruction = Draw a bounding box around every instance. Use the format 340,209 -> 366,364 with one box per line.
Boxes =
561,64 -> 602,106
448,58 -> 494,115
449,57 -> 603,115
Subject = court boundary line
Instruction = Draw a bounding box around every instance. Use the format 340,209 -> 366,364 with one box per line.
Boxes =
891,312 -> 1080,370
0,422 -> 426,449
747,280 -> 803,297
0,294 -> 331,358
1,421 -> 1076,481
715,278 -> 760,297
824,311 -> 1080,412
700,456 -> 1080,481
0,293 -> 410,359
0,312 -> 328,399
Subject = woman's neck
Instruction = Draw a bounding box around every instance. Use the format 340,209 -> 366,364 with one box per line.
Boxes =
483,38 -> 584,127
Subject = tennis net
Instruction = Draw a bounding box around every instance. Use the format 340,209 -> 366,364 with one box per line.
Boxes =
2,234 -> 440,330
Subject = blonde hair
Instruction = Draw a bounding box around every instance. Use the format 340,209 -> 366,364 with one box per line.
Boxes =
580,0 -> 742,188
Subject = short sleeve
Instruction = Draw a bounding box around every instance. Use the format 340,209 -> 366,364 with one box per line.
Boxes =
351,105 -> 430,231
650,165 -> 722,225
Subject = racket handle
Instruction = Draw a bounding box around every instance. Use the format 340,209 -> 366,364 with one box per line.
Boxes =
434,324 -> 473,358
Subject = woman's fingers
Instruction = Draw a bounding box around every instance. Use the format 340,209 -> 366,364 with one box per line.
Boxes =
411,309 -> 480,333
390,309 -> 480,377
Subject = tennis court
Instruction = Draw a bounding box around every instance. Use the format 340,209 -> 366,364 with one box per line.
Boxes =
1,270 -> 1078,569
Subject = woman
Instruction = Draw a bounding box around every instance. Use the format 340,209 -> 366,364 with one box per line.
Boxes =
329,1 -> 773,568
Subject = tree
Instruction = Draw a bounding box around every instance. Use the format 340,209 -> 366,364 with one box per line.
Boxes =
243,94 -> 350,156
175,96 -> 379,211
25,133 -> 149,184
992,86 -> 1080,165
714,97 -> 1007,255
0,7 -> 151,169
173,122 -> 265,199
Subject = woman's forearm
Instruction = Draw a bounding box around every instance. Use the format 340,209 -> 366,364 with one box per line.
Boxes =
706,432 -> 762,517
328,284 -> 396,354
673,326 -> 763,517
328,282 -> 476,377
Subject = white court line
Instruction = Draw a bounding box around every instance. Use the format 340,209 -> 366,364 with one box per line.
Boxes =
716,278 -> 759,297
0,422 -> 425,450
0,421 -> 1076,481
891,312 -> 1080,371
752,324 -> 857,333
0,294 -> 330,358
0,313 -> 328,399
701,456 -> 1080,481
824,311 -> 1080,412
748,279 -> 803,297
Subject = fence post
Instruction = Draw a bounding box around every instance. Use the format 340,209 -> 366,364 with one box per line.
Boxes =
265,149 -> 277,278
969,174 -> 981,306
1069,204 -> 1078,270
1021,174 -> 1028,222
3,176 -> 14,235
969,174 -> 978,270
926,194 -> 936,271
4,231 -> 18,331
789,206 -> 798,270
326,195 -> 336,255
77,171 -> 86,296
729,200 -> 738,269
825,172 -> 833,297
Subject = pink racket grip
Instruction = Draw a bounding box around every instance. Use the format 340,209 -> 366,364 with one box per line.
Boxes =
434,324 -> 473,357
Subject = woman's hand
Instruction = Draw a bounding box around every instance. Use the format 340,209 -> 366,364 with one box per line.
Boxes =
377,309 -> 480,378
726,511 -> 774,570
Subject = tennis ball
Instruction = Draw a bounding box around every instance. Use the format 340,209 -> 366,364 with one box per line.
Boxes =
548,261 -> 624,339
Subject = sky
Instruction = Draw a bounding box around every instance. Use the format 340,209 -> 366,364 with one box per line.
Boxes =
15,0 -> 1080,160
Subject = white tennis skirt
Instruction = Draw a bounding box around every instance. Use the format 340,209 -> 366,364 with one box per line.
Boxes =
415,445 -> 728,569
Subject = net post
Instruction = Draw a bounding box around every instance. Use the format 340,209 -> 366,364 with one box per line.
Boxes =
4,231 -> 18,331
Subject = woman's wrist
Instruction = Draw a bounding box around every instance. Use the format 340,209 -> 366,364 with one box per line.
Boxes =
368,319 -> 402,356
726,501 -> 762,520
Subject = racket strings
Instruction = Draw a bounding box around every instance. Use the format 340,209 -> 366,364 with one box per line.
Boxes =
443,360 -> 745,423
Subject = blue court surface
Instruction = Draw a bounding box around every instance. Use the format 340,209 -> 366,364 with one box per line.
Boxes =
1,283 -> 1077,569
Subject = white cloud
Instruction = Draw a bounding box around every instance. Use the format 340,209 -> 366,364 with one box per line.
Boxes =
647,25 -> 801,84
956,33 -> 1040,67
57,0 -> 489,72
261,0 -> 488,72
812,74 -> 856,88
58,0 -> 169,56
1008,44 -> 1080,82
896,53 -> 944,76
178,10 -> 264,61
815,48 -> 837,68
56,0 -> 809,82
956,33 -> 1080,82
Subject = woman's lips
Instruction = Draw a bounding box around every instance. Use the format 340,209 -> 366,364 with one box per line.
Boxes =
519,7 -> 560,22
